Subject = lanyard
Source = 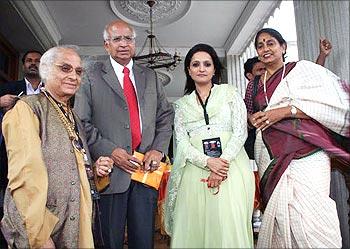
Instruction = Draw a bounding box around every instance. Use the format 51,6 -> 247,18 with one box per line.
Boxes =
195,89 -> 212,125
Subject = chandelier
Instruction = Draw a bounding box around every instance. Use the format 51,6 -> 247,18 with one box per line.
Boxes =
134,0 -> 181,70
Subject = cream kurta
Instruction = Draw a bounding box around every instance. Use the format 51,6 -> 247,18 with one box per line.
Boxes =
1,98 -> 94,248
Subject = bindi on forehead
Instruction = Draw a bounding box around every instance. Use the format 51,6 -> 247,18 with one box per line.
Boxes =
258,37 -> 274,44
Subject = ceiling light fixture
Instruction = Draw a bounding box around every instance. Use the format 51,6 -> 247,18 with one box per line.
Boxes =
134,0 -> 181,70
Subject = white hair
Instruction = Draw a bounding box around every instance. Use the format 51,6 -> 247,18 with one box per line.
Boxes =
39,45 -> 80,82
103,21 -> 136,41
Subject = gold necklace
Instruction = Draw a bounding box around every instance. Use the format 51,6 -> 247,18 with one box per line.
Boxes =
43,89 -> 100,200
43,90 -> 85,157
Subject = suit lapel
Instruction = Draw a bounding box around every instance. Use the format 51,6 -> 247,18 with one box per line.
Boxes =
101,60 -> 148,133
133,64 -> 146,110
133,64 -> 147,134
101,60 -> 125,101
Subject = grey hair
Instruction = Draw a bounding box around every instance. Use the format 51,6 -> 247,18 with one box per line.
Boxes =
103,22 -> 136,41
39,45 -> 80,83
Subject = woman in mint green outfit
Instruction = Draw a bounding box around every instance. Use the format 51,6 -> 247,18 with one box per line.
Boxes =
165,43 -> 255,248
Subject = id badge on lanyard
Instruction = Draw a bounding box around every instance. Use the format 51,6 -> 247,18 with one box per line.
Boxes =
202,137 -> 222,158
195,88 -> 222,158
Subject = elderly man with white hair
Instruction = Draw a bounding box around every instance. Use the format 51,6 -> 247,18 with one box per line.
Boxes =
74,20 -> 174,249
0,45 -> 113,248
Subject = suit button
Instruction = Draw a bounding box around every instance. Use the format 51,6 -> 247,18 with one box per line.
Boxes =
71,181 -> 76,185
124,124 -> 130,129
70,149 -> 74,153
124,106 -> 128,110
70,216 -> 75,221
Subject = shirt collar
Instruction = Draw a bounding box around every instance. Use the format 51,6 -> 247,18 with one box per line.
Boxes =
109,56 -> 133,73
24,78 -> 43,90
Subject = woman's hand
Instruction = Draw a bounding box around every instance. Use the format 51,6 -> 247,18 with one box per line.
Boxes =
95,156 -> 114,177
206,158 -> 229,177
248,113 -> 259,128
250,107 -> 290,131
207,172 -> 225,188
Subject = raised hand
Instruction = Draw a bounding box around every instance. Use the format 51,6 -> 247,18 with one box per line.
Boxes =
319,38 -> 332,57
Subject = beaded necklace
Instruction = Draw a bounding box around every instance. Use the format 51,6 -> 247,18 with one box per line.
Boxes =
42,89 -> 100,200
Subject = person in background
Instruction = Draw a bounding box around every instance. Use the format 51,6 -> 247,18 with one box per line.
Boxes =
0,50 -> 43,112
0,50 -> 43,247
243,56 -> 265,234
244,57 -> 266,82
74,20 -> 174,249
245,28 -> 349,248
1,45 -> 113,248
165,43 -> 255,248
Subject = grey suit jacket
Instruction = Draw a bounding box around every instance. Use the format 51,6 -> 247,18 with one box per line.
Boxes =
74,58 -> 174,194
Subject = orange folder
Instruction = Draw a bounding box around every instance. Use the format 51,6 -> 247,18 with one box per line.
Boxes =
131,151 -> 170,190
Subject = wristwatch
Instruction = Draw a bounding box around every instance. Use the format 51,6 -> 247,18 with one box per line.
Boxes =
290,105 -> 297,117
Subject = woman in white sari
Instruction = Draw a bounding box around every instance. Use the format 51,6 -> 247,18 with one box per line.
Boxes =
245,28 -> 349,248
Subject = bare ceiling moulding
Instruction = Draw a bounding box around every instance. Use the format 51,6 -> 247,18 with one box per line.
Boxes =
109,0 -> 191,27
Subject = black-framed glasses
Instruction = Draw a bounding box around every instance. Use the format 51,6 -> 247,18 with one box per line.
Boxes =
107,35 -> 135,44
55,63 -> 83,76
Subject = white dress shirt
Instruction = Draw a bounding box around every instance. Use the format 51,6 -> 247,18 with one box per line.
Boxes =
25,78 -> 43,95
110,56 -> 143,132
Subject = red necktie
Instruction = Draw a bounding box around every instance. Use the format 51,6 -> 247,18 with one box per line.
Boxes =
123,67 -> 141,150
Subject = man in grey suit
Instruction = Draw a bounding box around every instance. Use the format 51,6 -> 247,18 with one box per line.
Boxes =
74,20 -> 174,249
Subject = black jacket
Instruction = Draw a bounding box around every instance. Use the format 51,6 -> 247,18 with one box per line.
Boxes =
0,79 -> 26,189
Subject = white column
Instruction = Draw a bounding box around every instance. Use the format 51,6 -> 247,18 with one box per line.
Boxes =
294,2 -> 350,247
226,55 -> 246,97
226,42 -> 257,98
293,1 -> 349,81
